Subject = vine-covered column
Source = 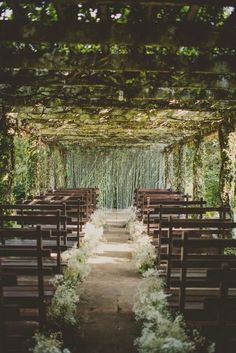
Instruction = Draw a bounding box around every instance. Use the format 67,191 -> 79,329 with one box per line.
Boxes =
192,136 -> 204,200
28,138 -> 41,195
163,149 -> 169,188
48,144 -> 68,189
163,147 -> 172,188
173,143 -> 185,193
218,115 -> 236,210
158,150 -> 165,188
0,108 -> 15,202
59,145 -> 68,188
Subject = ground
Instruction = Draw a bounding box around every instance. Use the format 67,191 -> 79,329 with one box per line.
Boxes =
75,210 -> 142,353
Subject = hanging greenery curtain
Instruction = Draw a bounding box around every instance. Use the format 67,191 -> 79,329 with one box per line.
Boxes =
66,145 -> 161,208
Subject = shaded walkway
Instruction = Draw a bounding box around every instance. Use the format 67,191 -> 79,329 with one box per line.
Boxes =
76,211 -> 141,353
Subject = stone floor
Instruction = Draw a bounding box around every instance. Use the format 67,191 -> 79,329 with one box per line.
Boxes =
74,212 -> 141,353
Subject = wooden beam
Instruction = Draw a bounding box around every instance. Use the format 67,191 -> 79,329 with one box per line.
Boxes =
1,49 -> 236,74
52,0 -> 78,22
1,94 -> 236,111
0,21 -> 235,48
0,70 -> 235,90
20,0 -> 236,6
81,0 -> 236,5
2,84 -> 236,101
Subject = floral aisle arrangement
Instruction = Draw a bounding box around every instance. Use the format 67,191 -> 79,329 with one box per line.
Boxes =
126,207 -> 144,238
126,207 -> 156,273
48,209 -> 106,325
33,209 -> 107,352
133,270 -> 194,353
132,234 -> 156,273
32,332 -> 71,353
128,215 -> 215,353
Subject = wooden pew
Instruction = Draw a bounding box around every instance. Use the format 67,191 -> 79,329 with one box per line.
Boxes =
145,201 -> 216,234
166,235 -> 236,353
134,188 -> 186,217
0,226 -> 55,353
25,188 -> 97,243
159,218 -> 236,287
0,213 -> 69,273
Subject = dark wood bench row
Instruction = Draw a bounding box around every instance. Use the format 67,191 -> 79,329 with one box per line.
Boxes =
0,187 -> 100,352
0,226 -> 56,353
167,224 -> 235,351
133,188 -> 236,352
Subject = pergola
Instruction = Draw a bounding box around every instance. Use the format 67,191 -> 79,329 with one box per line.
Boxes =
0,1 -> 235,206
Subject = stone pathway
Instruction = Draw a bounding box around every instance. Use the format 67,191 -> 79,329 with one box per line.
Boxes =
75,210 -> 141,353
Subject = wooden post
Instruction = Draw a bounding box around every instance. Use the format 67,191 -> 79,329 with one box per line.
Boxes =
0,108 -> 15,203
166,216 -> 173,289
163,147 -> 174,189
218,115 -> 236,218
216,264 -> 230,353
179,231 -> 187,312
0,259 -> 7,351
192,136 -> 204,200
173,143 -> 185,194
77,198 -> 80,248
56,210 -> 62,273
36,225 -> 45,328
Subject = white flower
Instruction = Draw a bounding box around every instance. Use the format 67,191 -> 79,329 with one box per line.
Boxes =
64,258 -> 91,283
48,210 -> 106,327
82,222 -> 104,254
48,283 -> 79,325
127,220 -> 145,238
90,209 -> 107,228
32,333 -> 71,353
132,233 -> 156,272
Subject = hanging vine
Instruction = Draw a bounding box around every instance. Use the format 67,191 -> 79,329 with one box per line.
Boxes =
66,145 -> 161,208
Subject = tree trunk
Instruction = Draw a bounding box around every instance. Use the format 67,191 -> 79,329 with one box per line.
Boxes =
218,115 -> 236,212
192,136 -> 204,200
0,109 -> 15,202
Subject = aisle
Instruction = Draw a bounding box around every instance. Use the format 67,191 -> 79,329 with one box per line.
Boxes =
76,211 -> 141,353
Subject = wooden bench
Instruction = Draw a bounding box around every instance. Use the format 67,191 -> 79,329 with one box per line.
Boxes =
166,236 -> 236,353
159,218 -> 236,287
0,213 -> 69,273
0,226 -> 55,352
145,202 -> 220,234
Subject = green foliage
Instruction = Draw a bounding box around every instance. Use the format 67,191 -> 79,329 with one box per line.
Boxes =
13,137 -> 51,201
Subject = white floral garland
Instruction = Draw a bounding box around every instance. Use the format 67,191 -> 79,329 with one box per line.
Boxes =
126,207 -> 156,273
127,210 -> 215,353
48,209 -> 106,325
33,209 -> 107,352
32,333 -> 71,353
